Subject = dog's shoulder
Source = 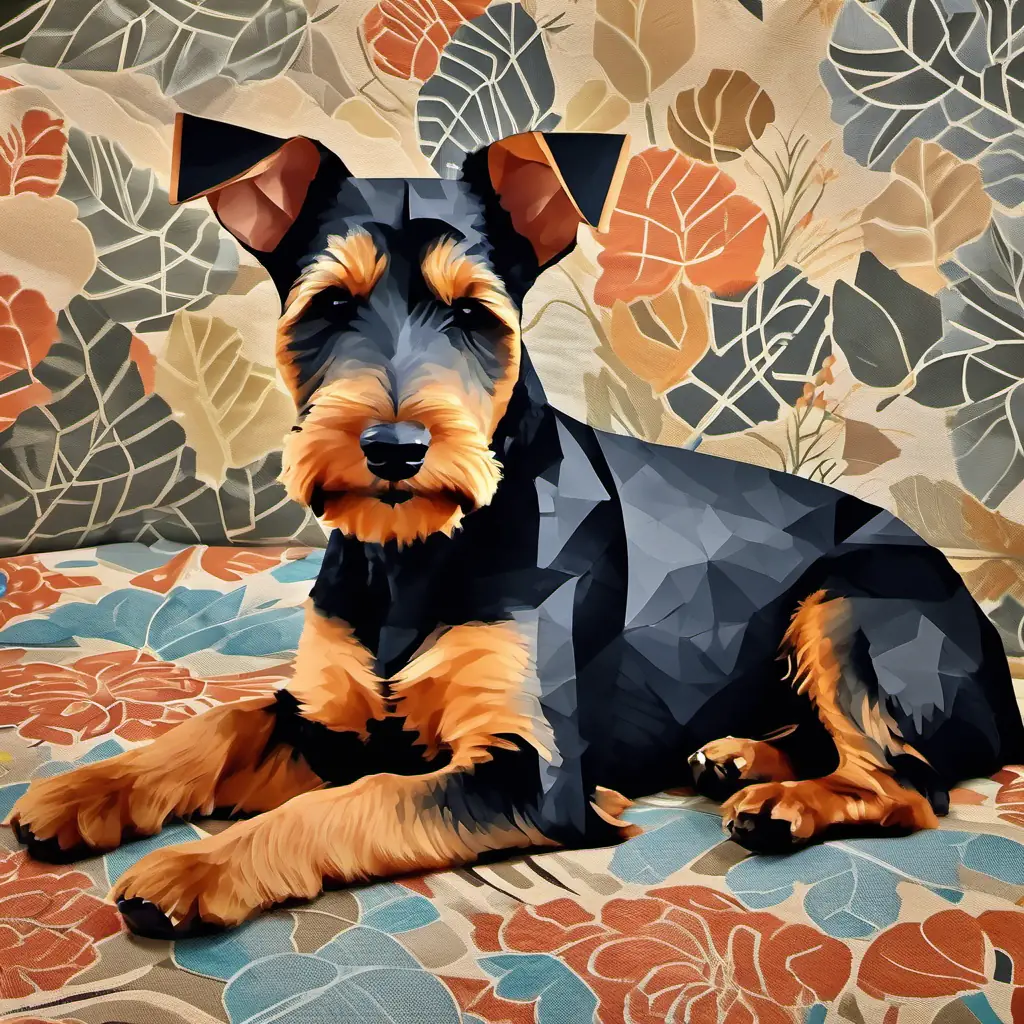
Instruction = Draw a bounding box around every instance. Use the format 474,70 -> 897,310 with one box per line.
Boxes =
550,409 -> 917,554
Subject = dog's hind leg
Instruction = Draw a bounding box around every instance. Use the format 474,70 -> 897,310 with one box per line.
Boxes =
722,590 -> 942,852
688,734 -> 797,802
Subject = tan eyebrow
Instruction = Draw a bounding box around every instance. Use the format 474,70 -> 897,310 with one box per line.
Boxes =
421,239 -> 518,336
280,229 -> 387,330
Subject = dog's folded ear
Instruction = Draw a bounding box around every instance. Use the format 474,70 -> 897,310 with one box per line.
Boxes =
170,112 -> 324,252
483,132 -> 630,267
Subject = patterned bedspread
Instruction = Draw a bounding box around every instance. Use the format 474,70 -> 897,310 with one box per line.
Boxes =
1,545 -> 1023,1024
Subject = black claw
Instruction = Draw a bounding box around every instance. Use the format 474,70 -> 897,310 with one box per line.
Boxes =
117,897 -> 218,940
726,808 -> 805,854
689,753 -> 745,802
12,821 -> 86,864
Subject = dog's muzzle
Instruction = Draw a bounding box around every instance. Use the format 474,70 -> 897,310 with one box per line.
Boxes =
359,422 -> 431,482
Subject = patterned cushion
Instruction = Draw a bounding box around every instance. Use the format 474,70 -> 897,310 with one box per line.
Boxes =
1,544 -> 1022,1023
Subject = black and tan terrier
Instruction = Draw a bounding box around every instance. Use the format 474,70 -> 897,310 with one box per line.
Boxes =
10,114 -> 1024,938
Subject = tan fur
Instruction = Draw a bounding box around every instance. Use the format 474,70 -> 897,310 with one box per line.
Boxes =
721,591 -> 938,839
277,229 -> 387,395
696,736 -> 796,783
420,239 -> 521,434
390,620 -> 548,763
112,620 -> 567,928
8,698 -> 321,851
420,239 -> 519,334
287,601 -> 387,734
113,767 -> 555,928
592,785 -> 642,839
280,374 -> 504,547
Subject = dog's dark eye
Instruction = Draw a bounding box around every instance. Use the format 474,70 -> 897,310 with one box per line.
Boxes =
309,287 -> 357,320
451,298 -> 497,334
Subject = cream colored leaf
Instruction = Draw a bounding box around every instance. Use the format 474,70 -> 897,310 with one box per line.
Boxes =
860,140 -> 992,294
564,79 -> 631,132
593,0 -> 695,104
890,475 -> 1024,601
156,312 -> 295,486
636,0 -> 696,92
334,97 -> 400,140
0,192 -> 95,310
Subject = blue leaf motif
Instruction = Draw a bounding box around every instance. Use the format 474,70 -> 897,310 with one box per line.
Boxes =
480,953 -> 598,1024
0,585 -> 303,658
726,829 -> 1024,938
610,808 -> 726,884
98,542 -> 190,574
355,883 -> 440,933
0,589 -> 164,649
820,0 -> 1024,206
271,551 -> 324,583
174,913 -> 297,981
223,927 -> 462,1023
417,4 -> 560,176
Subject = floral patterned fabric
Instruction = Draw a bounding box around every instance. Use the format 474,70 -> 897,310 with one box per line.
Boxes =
2,0 -> 1024,1020
0,544 -> 1021,1023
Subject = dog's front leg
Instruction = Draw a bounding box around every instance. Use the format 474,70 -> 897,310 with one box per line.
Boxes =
8,696 -> 322,861
111,621 -> 637,936
9,600 -> 384,862
112,750 -> 555,936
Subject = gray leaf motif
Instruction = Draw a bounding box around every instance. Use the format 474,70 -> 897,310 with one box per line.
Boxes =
831,252 -> 943,390
821,0 -> 1024,207
2,0 -> 308,97
60,127 -> 238,331
990,594 -> 1024,656
666,267 -> 831,436
0,298 -> 323,555
155,450 -> 326,548
417,2 -> 560,177
912,213 -> 1024,506
0,296 -> 194,555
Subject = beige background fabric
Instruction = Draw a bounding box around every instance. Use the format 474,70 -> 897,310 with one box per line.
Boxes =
0,0 -> 1022,655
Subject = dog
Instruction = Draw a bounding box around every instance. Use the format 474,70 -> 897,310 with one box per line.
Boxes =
9,114 -> 1024,939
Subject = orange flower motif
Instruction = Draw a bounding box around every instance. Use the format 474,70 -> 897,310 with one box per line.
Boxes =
0,555 -> 99,628
595,148 -> 767,307
0,850 -> 122,1001
0,651 -> 203,744
995,767 -> 1024,828
363,0 -> 490,81
858,907 -> 1024,1015
472,887 -> 851,1023
0,107 -> 66,197
0,651 -> 292,745
0,275 -> 59,431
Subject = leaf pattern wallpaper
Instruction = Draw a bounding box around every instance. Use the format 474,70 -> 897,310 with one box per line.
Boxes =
1,3 -> 1024,1021
2,0 -> 1019,644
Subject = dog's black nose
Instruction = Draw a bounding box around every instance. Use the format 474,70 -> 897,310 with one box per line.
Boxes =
360,422 -> 431,481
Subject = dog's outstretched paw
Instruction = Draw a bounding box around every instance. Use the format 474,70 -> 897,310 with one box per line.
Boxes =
117,897 -> 217,941
721,781 -> 817,853
9,818 -> 87,864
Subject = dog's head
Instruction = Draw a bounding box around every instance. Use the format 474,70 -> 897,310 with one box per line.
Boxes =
171,115 -> 628,546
